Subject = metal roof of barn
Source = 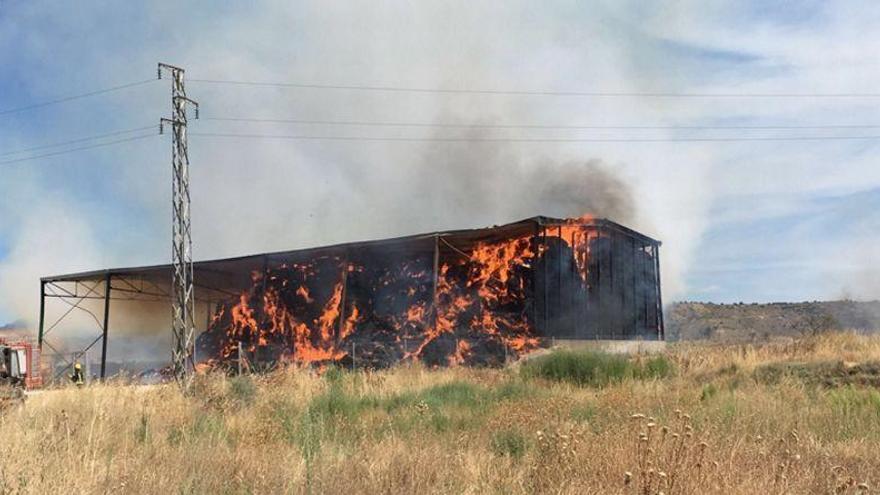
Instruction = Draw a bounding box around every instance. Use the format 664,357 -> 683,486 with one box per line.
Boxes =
41,216 -> 660,286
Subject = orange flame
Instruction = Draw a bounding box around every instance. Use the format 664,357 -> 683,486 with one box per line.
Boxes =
340,304 -> 359,341
448,339 -> 472,365
202,214 -> 601,369
296,286 -> 313,303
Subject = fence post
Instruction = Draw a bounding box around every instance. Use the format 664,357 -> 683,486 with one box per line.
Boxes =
237,341 -> 243,376
85,349 -> 91,384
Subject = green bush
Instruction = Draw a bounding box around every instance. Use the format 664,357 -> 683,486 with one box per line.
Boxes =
297,408 -> 324,492
166,426 -> 183,446
270,400 -> 300,445
420,381 -> 482,408
828,387 -> 880,418
322,365 -> 345,384
308,383 -> 374,421
135,410 -> 149,444
701,383 -> 718,401
825,387 -> 880,440
228,375 -> 257,405
642,355 -> 675,379
190,412 -> 227,440
492,380 -> 531,400
521,350 -> 674,387
428,412 -> 453,433
382,381 -> 489,412
490,429 -> 527,458
570,404 -> 596,423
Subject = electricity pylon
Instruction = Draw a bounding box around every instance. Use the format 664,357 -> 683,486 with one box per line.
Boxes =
158,62 -> 199,388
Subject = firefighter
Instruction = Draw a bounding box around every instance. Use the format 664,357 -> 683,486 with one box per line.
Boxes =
69,362 -> 85,386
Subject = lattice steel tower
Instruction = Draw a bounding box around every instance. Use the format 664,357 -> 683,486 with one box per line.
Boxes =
158,63 -> 199,387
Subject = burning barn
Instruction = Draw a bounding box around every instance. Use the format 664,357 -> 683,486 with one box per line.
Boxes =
38,216 -> 662,375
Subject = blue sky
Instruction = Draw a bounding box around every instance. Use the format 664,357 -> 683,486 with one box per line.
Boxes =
1,1 -> 880,325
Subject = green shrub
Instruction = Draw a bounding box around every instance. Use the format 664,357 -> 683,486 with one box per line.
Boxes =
490,429 -> 527,458
521,350 -> 625,386
323,365 -> 345,384
190,412 -> 227,440
271,400 -> 299,444
521,350 -> 674,387
493,380 -> 531,400
382,380 -> 526,413
753,362 -> 804,385
166,426 -> 182,446
719,363 -> 740,375
298,409 -> 324,492
429,412 -> 452,433
135,410 -> 149,443
641,355 -> 675,379
754,360 -> 880,388
420,381 -> 482,408
228,375 -> 257,405
701,383 -> 718,401
308,384 -> 370,420
828,387 -> 880,418
825,387 -> 880,440
570,404 -> 596,423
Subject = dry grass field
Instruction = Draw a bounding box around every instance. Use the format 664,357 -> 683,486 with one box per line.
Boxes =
2,332 -> 880,494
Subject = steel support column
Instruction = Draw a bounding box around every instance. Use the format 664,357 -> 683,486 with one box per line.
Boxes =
531,224 -> 540,336
653,244 -> 665,340
430,234 -> 440,333
101,273 -> 111,379
255,255 -> 269,364
37,281 -> 46,351
542,227 -> 548,337
556,225 -> 563,337
337,254 -> 349,343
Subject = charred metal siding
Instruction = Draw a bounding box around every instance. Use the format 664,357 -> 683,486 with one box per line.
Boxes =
533,221 -> 663,340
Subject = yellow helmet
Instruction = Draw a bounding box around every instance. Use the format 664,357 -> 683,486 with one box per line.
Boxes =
74,363 -> 82,370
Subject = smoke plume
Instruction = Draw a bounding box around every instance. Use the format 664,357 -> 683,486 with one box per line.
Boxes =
1,1 -> 715,351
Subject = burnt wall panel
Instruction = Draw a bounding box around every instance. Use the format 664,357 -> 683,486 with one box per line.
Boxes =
536,225 -> 663,341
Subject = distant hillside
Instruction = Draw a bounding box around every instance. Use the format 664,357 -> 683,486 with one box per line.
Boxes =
0,321 -> 30,338
667,300 -> 880,341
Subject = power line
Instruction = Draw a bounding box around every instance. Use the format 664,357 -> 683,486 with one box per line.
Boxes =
1,125 -> 158,157
0,79 -> 158,116
200,116 -> 880,131
0,133 -> 159,165
189,78 -> 880,98
189,131 -> 880,143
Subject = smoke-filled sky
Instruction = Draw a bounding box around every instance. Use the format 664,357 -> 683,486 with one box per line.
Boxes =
2,1 -> 880,326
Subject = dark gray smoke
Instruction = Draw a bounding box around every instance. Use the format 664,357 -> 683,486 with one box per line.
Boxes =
529,159 -> 635,223
400,126 -> 636,231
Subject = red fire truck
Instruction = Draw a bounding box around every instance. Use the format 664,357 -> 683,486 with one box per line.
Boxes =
0,339 -> 42,390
